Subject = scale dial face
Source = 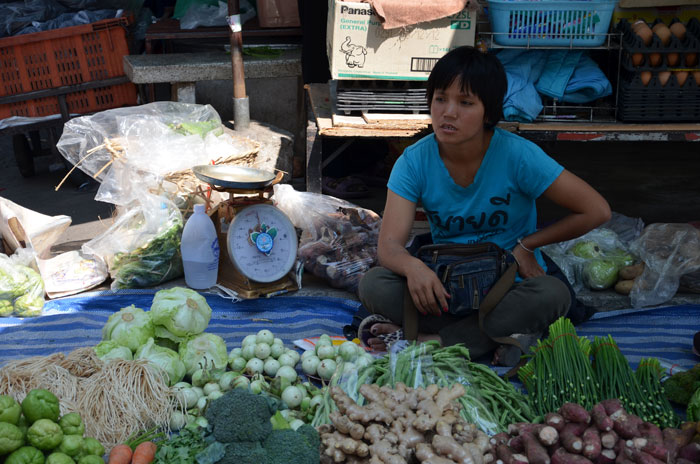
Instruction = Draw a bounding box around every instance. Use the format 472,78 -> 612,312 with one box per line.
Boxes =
227,204 -> 298,283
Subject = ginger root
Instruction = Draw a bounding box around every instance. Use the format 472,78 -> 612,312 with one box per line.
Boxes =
318,383 -> 493,464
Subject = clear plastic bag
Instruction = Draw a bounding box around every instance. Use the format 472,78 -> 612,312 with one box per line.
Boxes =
273,184 -> 381,293
542,227 -> 636,291
0,252 -> 45,318
82,194 -> 184,290
56,102 -> 257,210
629,223 -> 700,308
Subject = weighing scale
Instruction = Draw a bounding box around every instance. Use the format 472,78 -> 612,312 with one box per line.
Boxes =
192,165 -> 300,299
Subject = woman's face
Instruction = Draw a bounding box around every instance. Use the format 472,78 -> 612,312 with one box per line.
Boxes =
430,78 -> 487,146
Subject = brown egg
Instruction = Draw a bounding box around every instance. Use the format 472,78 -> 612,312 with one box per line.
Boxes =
649,53 -> 662,67
652,23 -> 672,46
633,21 -> 653,46
687,53 -> 698,67
667,53 -> 679,67
670,22 -> 687,41
694,72 -> 700,85
658,71 -> 671,86
675,71 -> 689,86
640,71 -> 652,86
632,53 -> 644,67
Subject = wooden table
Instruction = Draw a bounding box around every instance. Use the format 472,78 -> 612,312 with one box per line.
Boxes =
304,82 -> 700,193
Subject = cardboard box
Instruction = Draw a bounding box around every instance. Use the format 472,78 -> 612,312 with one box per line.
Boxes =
619,0 -> 700,7
326,0 -> 475,80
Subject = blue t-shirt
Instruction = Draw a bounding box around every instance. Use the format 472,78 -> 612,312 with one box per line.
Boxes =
388,127 -> 563,270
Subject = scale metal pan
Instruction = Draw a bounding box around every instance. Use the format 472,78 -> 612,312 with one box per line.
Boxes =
192,165 -> 277,189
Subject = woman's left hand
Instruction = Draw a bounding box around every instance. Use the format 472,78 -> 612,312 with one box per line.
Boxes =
513,245 -> 545,279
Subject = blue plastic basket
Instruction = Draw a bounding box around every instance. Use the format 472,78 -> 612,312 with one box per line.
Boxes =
487,0 -> 618,47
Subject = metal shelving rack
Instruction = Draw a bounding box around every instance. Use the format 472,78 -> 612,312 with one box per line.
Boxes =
480,30 -> 625,123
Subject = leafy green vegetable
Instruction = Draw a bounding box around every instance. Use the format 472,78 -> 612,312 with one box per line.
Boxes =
150,287 -> 212,339
169,120 -> 223,138
111,218 -> 184,289
94,340 -> 133,361
179,333 -> 228,376
687,387 -> 700,422
135,338 -> 186,386
154,424 -> 223,464
102,305 -> 155,352
663,363 -> 700,405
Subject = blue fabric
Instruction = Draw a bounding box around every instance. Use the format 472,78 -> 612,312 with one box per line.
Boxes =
495,49 -> 613,122
387,128 -> 563,270
575,304 -> 700,372
0,291 -> 361,362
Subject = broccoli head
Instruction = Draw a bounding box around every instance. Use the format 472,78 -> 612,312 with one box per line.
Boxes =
217,441 -> 268,464
205,389 -> 274,443
663,364 -> 700,405
263,428 -> 320,464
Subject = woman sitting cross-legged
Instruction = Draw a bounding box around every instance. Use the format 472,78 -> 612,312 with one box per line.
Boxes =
357,46 -> 611,366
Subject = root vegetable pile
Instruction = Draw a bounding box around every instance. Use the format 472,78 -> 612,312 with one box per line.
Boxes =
494,400 -> 699,464
318,382 -> 494,464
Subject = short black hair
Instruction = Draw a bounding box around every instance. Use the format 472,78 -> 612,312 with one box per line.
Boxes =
426,46 -> 507,130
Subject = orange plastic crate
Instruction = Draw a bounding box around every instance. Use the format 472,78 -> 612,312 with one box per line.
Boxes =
0,17 -> 137,119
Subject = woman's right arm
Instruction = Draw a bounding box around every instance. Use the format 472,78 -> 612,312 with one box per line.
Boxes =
378,190 -> 449,316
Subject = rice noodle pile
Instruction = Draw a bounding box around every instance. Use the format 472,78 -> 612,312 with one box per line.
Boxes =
0,349 -> 178,450
77,360 -> 175,448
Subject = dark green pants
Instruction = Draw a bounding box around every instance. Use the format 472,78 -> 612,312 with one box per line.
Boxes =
357,267 -> 571,360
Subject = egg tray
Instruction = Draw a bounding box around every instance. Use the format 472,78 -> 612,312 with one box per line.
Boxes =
616,18 -> 700,54
620,50 -> 700,72
617,70 -> 700,121
619,66 -> 700,92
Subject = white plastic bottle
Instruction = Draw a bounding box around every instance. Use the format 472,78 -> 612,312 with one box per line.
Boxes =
180,204 -> 220,289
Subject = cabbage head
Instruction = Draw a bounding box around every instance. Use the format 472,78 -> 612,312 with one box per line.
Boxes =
94,340 -> 133,361
150,287 -> 212,339
583,259 -> 619,290
13,294 -> 44,317
136,338 -> 186,386
102,305 -> 154,352
179,333 -> 228,376
0,299 -> 13,317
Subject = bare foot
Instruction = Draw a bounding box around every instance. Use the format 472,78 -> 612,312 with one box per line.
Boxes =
367,322 -> 442,351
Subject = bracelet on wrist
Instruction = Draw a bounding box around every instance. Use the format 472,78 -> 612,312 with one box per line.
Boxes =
517,238 -> 535,253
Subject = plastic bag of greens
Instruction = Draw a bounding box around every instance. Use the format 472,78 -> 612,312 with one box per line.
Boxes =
82,194 -> 183,290
0,253 -> 45,317
542,227 -> 636,291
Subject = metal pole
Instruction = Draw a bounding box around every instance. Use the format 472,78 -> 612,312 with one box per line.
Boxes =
228,0 -> 250,129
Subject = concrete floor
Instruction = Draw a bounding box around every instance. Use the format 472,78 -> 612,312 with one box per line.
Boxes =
0,130 -> 699,311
